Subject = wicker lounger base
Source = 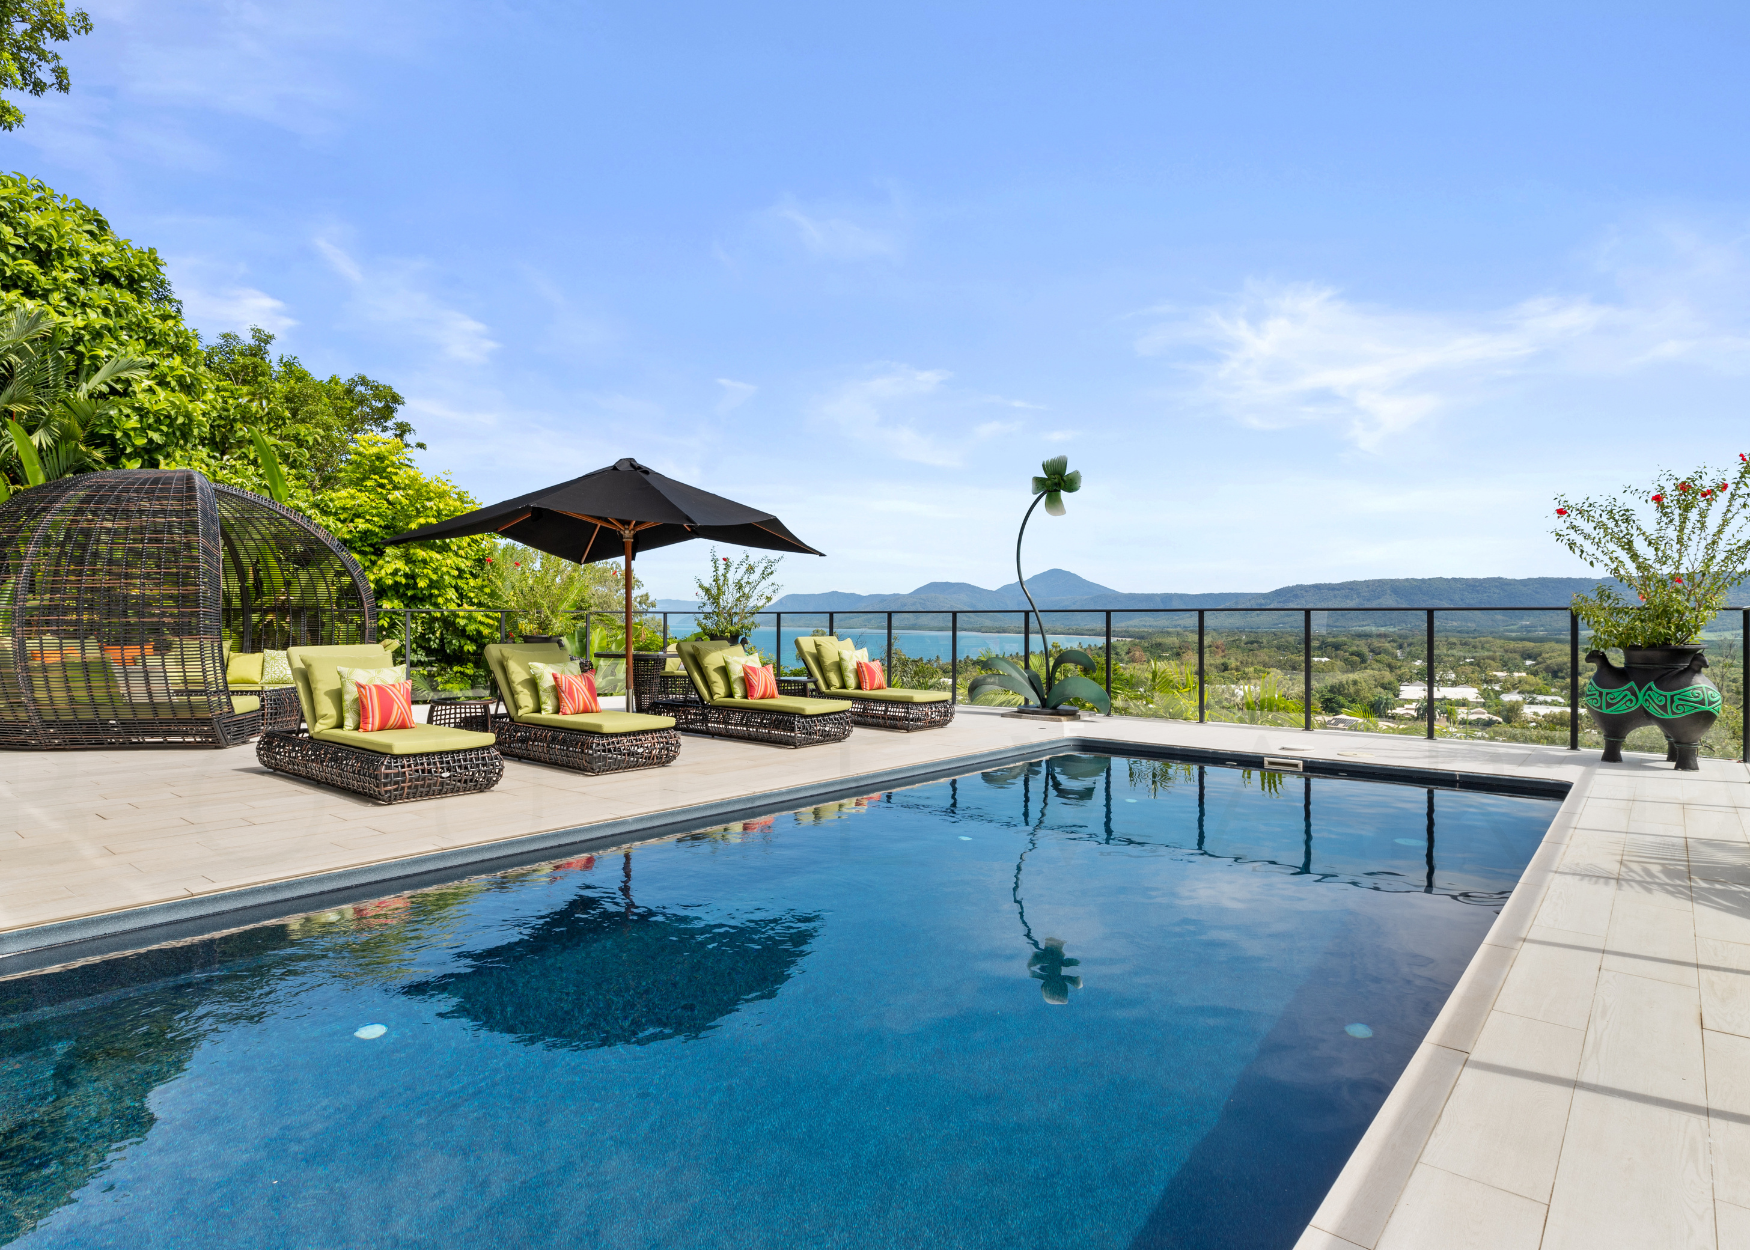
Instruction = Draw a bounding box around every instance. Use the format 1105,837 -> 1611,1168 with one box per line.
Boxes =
0,708 -> 263,750
489,715 -> 681,774
650,698 -> 852,748
256,730 -> 504,804
843,697 -> 955,732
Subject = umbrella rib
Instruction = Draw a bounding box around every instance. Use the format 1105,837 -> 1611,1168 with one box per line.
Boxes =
748,519 -> 821,553
492,509 -> 532,532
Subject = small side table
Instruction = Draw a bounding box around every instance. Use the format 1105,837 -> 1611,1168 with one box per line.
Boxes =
427,697 -> 496,733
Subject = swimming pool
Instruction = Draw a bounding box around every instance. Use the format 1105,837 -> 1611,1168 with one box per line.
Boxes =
0,753 -> 1557,1249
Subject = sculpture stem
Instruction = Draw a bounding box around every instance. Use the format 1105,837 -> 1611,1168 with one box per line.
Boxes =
1016,491 -> 1050,697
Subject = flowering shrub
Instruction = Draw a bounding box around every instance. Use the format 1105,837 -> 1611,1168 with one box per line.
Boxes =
1552,457 -> 1750,648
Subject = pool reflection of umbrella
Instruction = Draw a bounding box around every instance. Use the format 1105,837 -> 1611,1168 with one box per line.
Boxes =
402,879 -> 820,1050
385,458 -> 823,710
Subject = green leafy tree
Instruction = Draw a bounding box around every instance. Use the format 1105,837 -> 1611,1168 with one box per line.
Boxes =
0,175 -> 210,466
0,1 -> 92,131
196,327 -> 419,489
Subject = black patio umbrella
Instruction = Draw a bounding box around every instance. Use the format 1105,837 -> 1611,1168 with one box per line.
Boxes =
384,458 -> 823,709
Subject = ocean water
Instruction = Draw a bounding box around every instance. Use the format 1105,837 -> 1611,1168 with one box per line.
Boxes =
0,755 -> 1555,1249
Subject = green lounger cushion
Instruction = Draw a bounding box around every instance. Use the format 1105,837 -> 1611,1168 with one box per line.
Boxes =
229,694 -> 261,715
484,642 -> 572,717
838,687 -> 950,703
227,650 -> 265,686
516,711 -> 678,733
676,638 -> 742,703
289,644 -> 401,731
793,635 -> 839,689
312,724 -> 497,755
710,695 -> 852,715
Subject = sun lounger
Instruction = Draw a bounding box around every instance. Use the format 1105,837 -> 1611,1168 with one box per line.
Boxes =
481,641 -> 680,774
649,639 -> 852,747
256,643 -> 502,803
793,635 -> 955,732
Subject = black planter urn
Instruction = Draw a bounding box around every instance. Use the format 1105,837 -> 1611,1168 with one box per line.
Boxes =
1583,645 -> 1721,770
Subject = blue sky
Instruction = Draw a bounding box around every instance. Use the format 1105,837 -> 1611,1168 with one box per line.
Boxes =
15,1 -> 1750,598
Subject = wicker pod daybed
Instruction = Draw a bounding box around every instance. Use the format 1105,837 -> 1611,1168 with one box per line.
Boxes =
255,643 -> 502,803
0,469 -> 376,749
792,635 -> 955,732
649,638 -> 852,748
479,640 -> 681,775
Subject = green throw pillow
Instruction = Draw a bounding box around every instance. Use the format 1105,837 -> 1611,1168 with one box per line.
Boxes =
337,664 -> 407,731
261,649 -> 292,685
227,651 -> 265,686
836,644 -> 869,690
723,651 -> 765,698
526,660 -> 583,714
703,646 -> 745,702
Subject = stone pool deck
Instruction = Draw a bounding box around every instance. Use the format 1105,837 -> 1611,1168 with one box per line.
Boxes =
1,710 -> 1744,1249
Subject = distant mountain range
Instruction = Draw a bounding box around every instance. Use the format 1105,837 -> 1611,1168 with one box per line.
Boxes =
657,571 -> 1627,615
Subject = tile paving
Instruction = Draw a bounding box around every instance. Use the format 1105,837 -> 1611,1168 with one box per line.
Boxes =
1,708 -> 1744,1249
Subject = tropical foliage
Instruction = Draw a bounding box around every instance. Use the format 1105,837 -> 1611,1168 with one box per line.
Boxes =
1553,457 -> 1750,647
968,648 -> 1112,714
0,305 -> 148,497
693,547 -> 782,641
0,1 -> 92,131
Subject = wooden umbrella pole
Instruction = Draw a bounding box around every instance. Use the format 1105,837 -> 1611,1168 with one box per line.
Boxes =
623,532 -> 636,712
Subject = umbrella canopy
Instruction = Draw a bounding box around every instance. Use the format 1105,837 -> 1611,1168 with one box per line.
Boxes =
384,458 -> 823,708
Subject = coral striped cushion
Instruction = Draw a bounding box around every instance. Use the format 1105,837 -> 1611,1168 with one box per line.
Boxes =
358,681 -> 415,732
555,669 -> 602,715
855,660 -> 886,691
743,663 -> 779,700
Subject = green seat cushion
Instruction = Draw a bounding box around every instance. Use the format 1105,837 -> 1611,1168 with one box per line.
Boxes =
840,687 -> 950,703
226,651 -> 265,686
484,642 -> 572,717
229,694 -> 261,715
710,695 -> 852,715
516,711 -> 678,734
311,724 -> 498,755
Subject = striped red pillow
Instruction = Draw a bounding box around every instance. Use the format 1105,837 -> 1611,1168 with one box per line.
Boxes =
855,660 -> 886,691
555,670 -> 602,715
743,663 -> 778,700
358,681 -> 415,732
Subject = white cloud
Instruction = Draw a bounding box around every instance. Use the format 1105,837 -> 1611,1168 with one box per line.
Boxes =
1144,253 -> 1750,450
715,378 -> 758,413
316,236 -> 498,364
736,191 -> 909,264
813,364 -> 1033,467
178,284 -> 297,336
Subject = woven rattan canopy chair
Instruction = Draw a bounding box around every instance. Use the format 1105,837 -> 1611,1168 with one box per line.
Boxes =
650,638 -> 852,747
0,469 -> 376,749
793,635 -> 955,732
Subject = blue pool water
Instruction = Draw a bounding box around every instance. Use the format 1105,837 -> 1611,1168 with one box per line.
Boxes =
0,755 -> 1557,1249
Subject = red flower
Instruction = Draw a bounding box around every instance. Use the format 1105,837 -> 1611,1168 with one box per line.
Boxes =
485,557 -> 493,564
1675,577 -> 1684,585
1741,453 -> 1746,462
1556,507 -> 1568,515
1680,482 -> 1691,492
1652,494 -> 1665,503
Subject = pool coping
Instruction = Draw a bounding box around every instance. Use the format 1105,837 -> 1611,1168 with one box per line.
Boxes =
0,733 -> 1566,977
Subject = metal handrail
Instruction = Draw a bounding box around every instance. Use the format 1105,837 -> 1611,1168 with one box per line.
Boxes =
365,602 -> 1750,758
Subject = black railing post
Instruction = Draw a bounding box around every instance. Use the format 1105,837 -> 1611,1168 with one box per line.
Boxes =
660,612 -> 668,654
828,611 -> 835,640
1303,609 -> 1313,731
403,608 -> 412,679
1425,609 -> 1436,740
1569,612 -> 1580,750
1105,610 -> 1113,705
584,612 -> 593,665
775,612 -> 782,671
499,611 -> 507,643
1197,609 -> 1206,723
951,611 -> 959,706
886,611 -> 893,676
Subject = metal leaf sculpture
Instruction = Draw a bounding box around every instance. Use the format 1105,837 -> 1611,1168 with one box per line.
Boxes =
984,457 -> 1109,713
